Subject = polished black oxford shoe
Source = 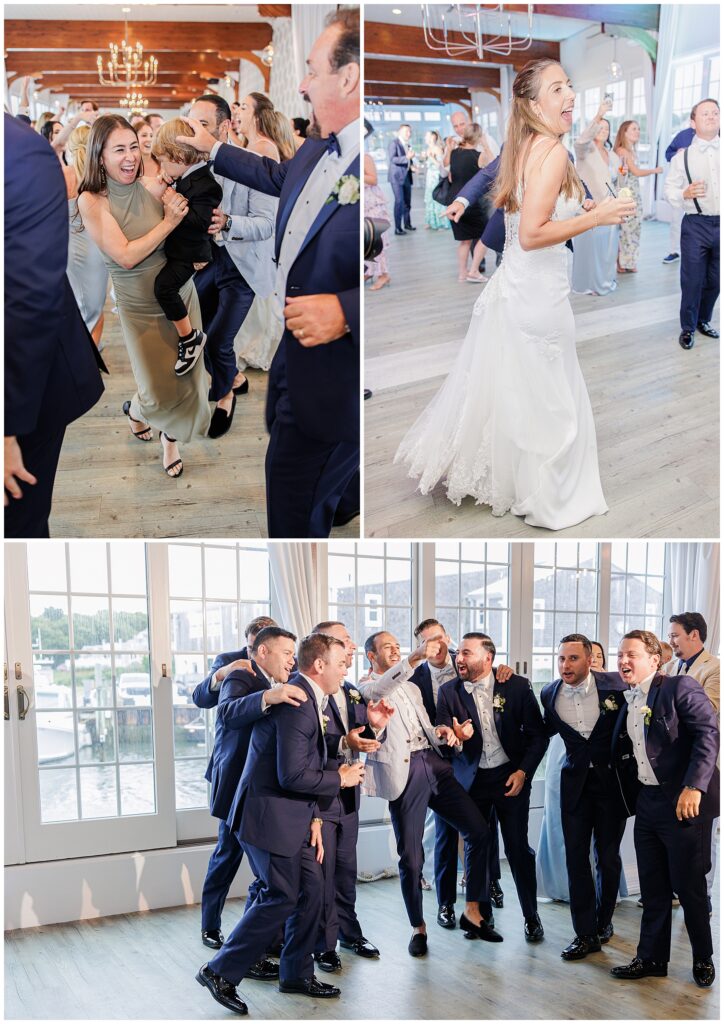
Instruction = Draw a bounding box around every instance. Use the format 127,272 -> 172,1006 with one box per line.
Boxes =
693,958 -> 715,988
697,321 -> 719,338
598,923 -> 614,944
489,880 -> 504,907
679,331 -> 695,349
437,904 -> 456,929
561,936 -> 601,961
201,929 -> 224,949
610,957 -> 668,979
314,950 -> 342,972
524,914 -> 544,943
279,975 -> 341,997
196,964 -> 248,1015
244,958 -> 279,980
339,936 -> 380,958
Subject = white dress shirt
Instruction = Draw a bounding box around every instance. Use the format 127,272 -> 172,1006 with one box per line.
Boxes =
555,672 -> 600,738
468,673 -> 509,769
664,134 -> 720,215
625,671 -> 659,786
180,159 -> 210,181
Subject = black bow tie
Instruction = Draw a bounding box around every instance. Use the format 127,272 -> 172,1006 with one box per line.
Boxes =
324,132 -> 341,157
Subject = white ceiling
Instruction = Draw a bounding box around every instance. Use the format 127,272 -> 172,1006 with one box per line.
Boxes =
4,3 -> 266,22
364,3 -> 596,41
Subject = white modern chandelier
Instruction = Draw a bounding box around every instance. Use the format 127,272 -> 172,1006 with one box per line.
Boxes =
421,3 -> 535,59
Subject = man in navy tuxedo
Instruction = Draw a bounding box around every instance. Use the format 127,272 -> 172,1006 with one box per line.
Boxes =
198,626 -> 302,963
179,10 -> 360,537
387,124 -> 415,234
540,634 -> 628,961
610,630 -> 719,989
311,620 -> 392,971
192,615 -> 277,710
197,633 -> 365,1013
436,633 -> 548,942
4,113 -> 105,537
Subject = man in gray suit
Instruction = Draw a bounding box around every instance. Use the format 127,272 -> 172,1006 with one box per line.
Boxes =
189,94 -> 277,438
359,631 -> 500,957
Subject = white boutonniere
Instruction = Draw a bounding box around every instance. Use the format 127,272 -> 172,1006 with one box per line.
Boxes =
640,705 -> 652,727
322,714 -> 330,734
327,174 -> 359,205
348,688 -> 362,704
493,694 -> 506,713
600,696 -> 618,714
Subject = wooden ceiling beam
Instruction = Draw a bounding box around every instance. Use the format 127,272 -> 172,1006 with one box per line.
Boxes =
4,20 -> 273,55
4,51 -> 237,76
365,58 -> 499,89
365,21 -> 559,67
257,4 -> 291,16
364,83 -> 471,104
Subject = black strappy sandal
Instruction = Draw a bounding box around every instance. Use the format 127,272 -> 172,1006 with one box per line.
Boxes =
123,400 -> 153,442
160,432 -> 184,478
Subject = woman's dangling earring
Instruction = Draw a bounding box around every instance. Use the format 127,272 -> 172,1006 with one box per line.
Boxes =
100,164 -> 107,184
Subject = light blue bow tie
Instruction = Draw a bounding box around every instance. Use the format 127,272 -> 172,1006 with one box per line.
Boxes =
560,682 -> 588,699
698,138 -> 719,152
463,680 -> 485,694
623,688 -> 640,704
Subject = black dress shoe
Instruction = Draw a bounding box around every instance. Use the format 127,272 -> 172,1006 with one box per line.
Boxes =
459,912 -> 503,942
610,957 -> 668,979
279,975 -> 341,997
339,936 -> 380,958
394,228 -> 407,236
364,389 -> 373,400
405,224 -> 417,231
332,507 -> 360,528
208,396 -> 237,439
489,880 -> 504,908
408,932 -> 428,957
201,929 -> 224,949
561,936 -> 602,961
196,964 -> 248,1015
679,330 -> 695,349
244,958 -> 280,980
693,958 -> 715,987
697,321 -> 720,338
598,923 -> 614,944
314,950 -> 342,973
437,904 -> 456,929
524,914 -> 544,943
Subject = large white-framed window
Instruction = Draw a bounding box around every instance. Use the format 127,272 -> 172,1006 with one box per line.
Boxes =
327,542 -> 415,682
432,542 -> 511,662
607,541 -> 668,664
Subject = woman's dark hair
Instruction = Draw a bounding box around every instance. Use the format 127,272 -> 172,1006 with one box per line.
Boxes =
292,116 -> 309,138
591,641 -> 606,668
600,117 -> 612,149
40,120 -> 61,142
78,114 -> 142,197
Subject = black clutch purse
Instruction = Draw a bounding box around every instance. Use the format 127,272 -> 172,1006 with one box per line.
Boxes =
432,175 -> 454,207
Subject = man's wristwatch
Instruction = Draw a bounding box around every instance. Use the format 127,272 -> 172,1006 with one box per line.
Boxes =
223,215 -> 232,234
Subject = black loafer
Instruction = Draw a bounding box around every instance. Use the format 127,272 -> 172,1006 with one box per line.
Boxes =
233,377 -> 250,395
561,936 -> 601,961
244,958 -> 279,980
339,937 -> 379,958
693,958 -> 715,987
279,975 -> 341,997
490,880 -> 504,908
679,330 -> 695,349
196,964 -> 248,1015
405,224 -> 417,231
408,932 -> 428,957
437,904 -> 456,929
598,923 -> 614,944
611,957 -> 667,979
314,950 -> 342,973
208,396 -> 237,439
524,914 -> 544,943
459,912 -> 503,942
697,321 -> 720,338
201,929 -> 224,949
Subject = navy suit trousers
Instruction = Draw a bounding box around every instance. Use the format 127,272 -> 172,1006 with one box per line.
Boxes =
4,425 -> 65,538
209,840 -> 323,985
201,819 -> 244,932
316,812 -> 363,951
634,786 -> 713,961
679,214 -> 720,331
389,749 -> 489,927
434,809 -> 501,906
196,246 -> 256,401
391,178 -> 412,230
560,769 -> 627,938
469,763 -> 538,919
265,419 -> 359,538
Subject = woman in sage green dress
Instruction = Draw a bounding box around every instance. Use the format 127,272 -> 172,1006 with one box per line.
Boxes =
78,114 -> 211,478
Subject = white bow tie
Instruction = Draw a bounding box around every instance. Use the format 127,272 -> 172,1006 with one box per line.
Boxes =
463,680 -> 487,695
697,138 -> 719,152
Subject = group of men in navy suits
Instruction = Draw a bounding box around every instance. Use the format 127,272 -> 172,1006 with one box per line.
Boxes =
191,611 -> 718,1014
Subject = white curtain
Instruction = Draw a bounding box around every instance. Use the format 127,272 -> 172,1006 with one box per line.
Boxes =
651,4 -> 680,163
269,544 -> 321,639
292,4 -> 335,97
667,543 -> 721,654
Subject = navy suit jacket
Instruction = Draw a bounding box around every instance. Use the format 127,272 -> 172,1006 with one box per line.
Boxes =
228,675 -> 341,857
665,127 -> 696,163
192,646 -> 250,709
387,137 -> 412,185
213,139 -> 359,445
436,670 -> 548,791
4,113 -> 105,439
540,671 -> 628,813
205,661 -> 271,819
410,650 -> 458,725
318,680 -> 369,817
611,673 -> 720,819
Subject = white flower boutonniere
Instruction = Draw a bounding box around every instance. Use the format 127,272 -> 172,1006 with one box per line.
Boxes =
601,696 -> 618,714
322,714 -> 330,735
327,174 -> 359,206
348,688 -> 362,704
640,705 -> 652,727
493,694 -> 506,713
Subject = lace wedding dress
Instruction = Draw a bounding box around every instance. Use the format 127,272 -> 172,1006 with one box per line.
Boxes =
394,184 -> 608,530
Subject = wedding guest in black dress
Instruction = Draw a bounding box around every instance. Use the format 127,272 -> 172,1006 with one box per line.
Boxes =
449,123 -> 494,283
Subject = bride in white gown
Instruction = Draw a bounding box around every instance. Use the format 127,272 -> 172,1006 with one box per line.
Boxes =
395,59 -> 635,531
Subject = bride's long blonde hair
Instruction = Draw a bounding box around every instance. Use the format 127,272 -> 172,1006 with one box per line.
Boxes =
495,58 -> 584,213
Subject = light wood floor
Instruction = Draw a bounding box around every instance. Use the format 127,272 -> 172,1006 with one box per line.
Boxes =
364,196 -> 719,538
50,297 -> 358,539
5,862 -> 719,1020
